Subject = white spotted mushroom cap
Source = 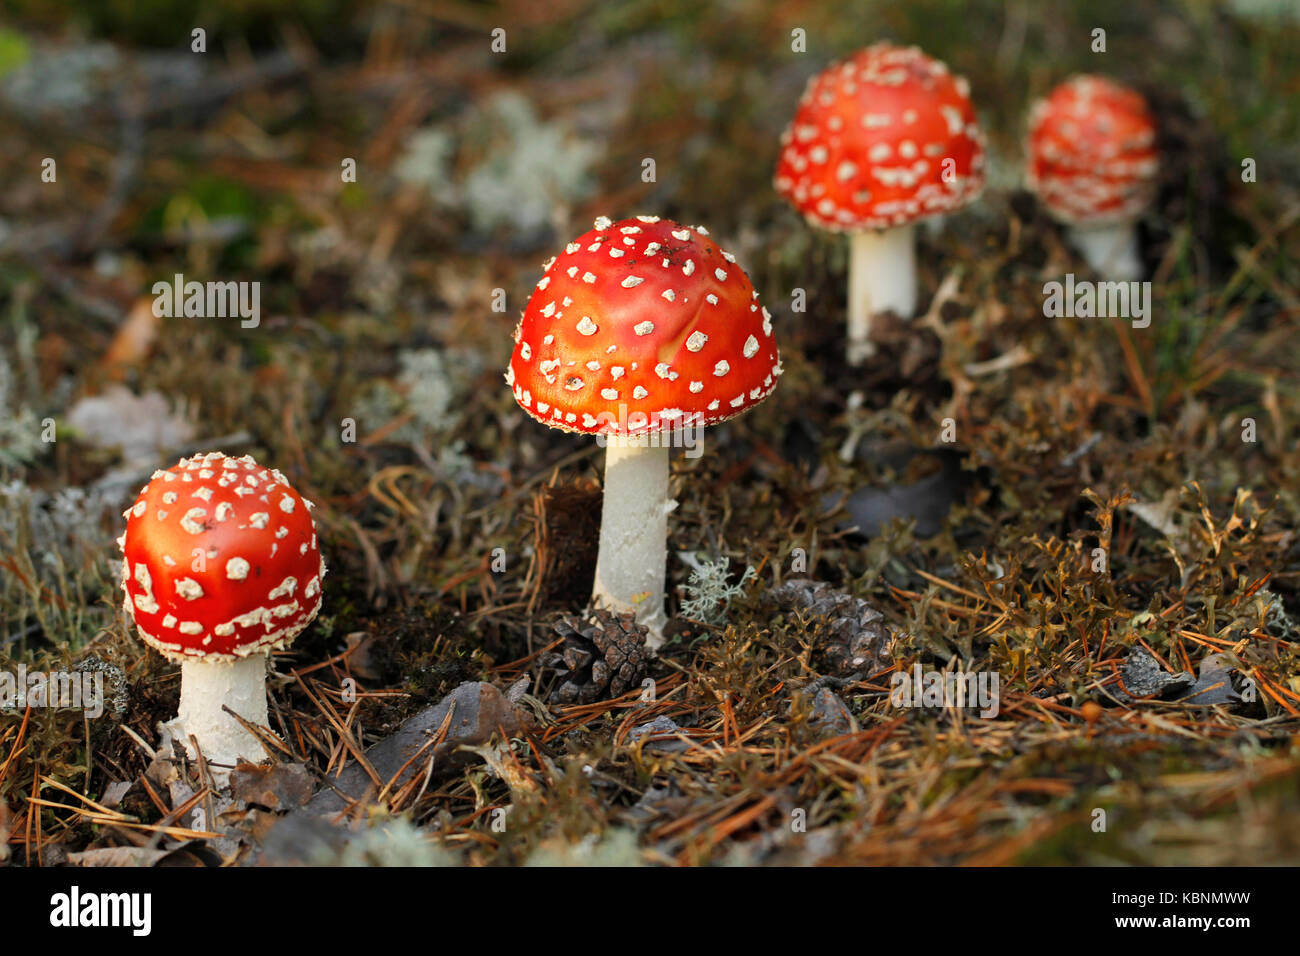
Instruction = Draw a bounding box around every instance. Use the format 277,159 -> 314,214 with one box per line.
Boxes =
1025,75 -> 1159,226
506,216 -> 781,435
774,44 -> 986,232
118,451 -> 326,662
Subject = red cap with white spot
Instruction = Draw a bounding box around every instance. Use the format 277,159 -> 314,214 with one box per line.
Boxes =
773,44 -> 985,232
506,216 -> 781,434
1025,75 -> 1159,225
119,451 -> 326,661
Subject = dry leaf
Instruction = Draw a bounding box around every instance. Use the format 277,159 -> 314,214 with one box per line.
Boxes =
67,846 -> 171,867
66,384 -> 194,464
100,297 -> 161,372
230,762 -> 313,811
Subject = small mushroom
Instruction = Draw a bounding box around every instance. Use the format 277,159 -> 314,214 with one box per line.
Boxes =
1026,75 -> 1159,281
119,451 -> 326,778
505,216 -> 781,648
774,43 -> 986,363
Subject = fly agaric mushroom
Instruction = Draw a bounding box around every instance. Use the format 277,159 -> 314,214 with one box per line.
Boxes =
1026,75 -> 1159,281
774,43 -> 985,363
506,216 -> 781,646
119,452 -> 325,775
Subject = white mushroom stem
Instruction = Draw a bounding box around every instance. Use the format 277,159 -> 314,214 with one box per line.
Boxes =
165,655 -> 271,777
591,436 -> 671,649
1067,219 -> 1143,281
847,223 -> 917,364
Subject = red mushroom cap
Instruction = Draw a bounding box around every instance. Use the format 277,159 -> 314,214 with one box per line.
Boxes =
1025,75 -> 1159,225
505,216 -> 781,436
119,452 -> 326,661
774,44 -> 985,232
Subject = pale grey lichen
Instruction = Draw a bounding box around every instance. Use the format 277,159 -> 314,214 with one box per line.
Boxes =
524,828 -> 644,867
3,41 -> 205,119
355,348 -> 482,481
1,41 -> 119,114
461,92 -> 599,237
308,814 -> 459,867
396,91 -> 600,241
1259,588 -> 1298,638
0,363 -> 45,469
400,348 -> 458,434
678,553 -> 757,626
393,127 -> 458,206
0,483 -> 114,573
0,480 -> 120,650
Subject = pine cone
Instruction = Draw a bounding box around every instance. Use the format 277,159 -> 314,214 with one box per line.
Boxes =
767,579 -> 893,676
544,609 -> 649,704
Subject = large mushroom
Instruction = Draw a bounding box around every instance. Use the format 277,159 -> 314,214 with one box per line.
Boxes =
774,43 -> 985,364
506,216 -> 781,647
119,451 -> 326,775
1026,75 -> 1159,281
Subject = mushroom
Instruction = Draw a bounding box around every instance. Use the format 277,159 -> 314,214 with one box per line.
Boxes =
774,43 -> 985,364
1026,75 -> 1159,281
506,216 -> 781,647
119,451 -> 326,776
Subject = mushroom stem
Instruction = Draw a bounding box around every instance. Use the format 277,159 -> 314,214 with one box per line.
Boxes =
1067,220 -> 1143,281
847,223 -> 917,364
166,655 -> 270,774
592,436 -> 670,649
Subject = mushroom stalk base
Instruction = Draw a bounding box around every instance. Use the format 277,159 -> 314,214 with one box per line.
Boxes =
165,655 -> 271,778
1067,220 -> 1142,281
847,224 -> 917,364
592,438 -> 671,650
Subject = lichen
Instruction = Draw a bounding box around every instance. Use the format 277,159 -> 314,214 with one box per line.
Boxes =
308,814 -> 459,867
678,553 -> 757,626
0,357 -> 46,470
396,91 -> 600,241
